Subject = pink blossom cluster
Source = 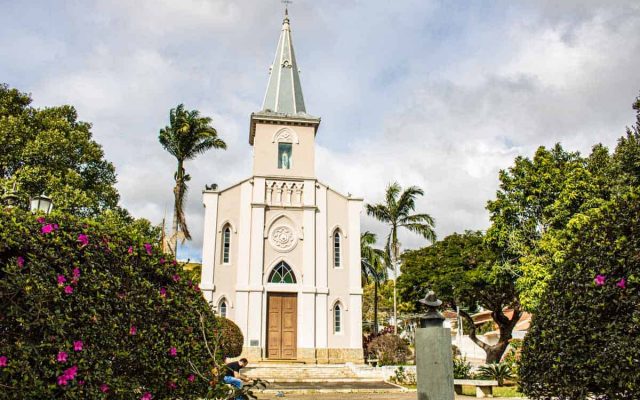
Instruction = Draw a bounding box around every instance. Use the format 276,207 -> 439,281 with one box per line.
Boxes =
17,256 -> 25,268
57,365 -> 78,386
594,274 -> 626,288
0,355 -> 7,367
77,234 -> 89,247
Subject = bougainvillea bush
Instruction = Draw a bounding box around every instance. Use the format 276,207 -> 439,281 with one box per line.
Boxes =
519,190 -> 640,399
0,209 -> 226,399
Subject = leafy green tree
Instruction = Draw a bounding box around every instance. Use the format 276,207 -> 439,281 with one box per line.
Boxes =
366,182 -> 436,333
0,84 -> 119,216
519,190 -> 640,399
360,231 -> 388,334
159,104 -> 226,255
399,231 -> 521,363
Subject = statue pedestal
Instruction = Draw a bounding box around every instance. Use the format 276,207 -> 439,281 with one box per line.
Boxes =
416,324 -> 455,400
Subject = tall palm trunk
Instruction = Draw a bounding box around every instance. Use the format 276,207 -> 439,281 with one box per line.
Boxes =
170,159 -> 184,255
374,279 -> 379,335
392,225 -> 399,334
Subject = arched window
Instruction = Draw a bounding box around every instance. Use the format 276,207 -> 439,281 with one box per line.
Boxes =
219,299 -> 228,318
333,231 -> 341,268
222,225 -> 231,264
268,261 -> 296,284
334,303 -> 342,333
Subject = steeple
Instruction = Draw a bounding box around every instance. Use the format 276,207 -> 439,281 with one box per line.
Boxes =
249,9 -> 320,145
262,9 -> 306,115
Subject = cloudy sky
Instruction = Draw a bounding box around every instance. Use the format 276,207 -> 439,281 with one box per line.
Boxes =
2,0 -> 639,261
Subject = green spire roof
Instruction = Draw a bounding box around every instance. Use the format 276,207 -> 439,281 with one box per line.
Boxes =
262,9 -> 307,115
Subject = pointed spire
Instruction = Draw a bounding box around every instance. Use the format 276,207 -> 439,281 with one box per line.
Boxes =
262,9 -> 306,115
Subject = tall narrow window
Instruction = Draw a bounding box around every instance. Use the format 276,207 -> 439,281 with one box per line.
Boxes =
222,226 -> 231,264
334,304 -> 342,333
333,231 -> 341,268
219,300 -> 227,318
278,143 -> 292,169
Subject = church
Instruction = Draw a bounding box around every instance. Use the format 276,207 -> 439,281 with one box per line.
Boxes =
199,10 -> 364,364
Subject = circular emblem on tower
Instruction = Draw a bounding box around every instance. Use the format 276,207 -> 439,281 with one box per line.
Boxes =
269,225 -> 297,252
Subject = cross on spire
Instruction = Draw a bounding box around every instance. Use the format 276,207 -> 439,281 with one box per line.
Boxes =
282,0 -> 292,14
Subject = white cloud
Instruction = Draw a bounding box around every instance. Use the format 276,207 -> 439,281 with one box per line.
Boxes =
2,0 -> 639,259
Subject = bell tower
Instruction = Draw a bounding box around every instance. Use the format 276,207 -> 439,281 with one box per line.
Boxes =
249,9 -> 320,179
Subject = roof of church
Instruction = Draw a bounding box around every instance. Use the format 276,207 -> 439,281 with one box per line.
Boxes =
262,9 -> 307,115
250,9 -> 320,144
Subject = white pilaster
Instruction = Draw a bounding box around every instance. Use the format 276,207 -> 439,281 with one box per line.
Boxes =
235,181 -> 253,344
347,199 -> 363,348
315,184 -> 329,348
200,191 -> 219,303
248,177 -> 266,350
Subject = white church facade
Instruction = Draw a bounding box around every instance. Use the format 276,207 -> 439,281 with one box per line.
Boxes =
199,11 -> 364,364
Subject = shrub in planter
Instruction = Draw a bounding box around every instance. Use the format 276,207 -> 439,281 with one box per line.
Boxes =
453,356 -> 472,379
367,334 -> 409,366
520,191 -> 640,399
218,317 -> 244,359
477,362 -> 513,386
0,209 -> 226,399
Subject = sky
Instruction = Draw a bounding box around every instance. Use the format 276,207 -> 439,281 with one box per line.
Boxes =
1,0 -> 639,261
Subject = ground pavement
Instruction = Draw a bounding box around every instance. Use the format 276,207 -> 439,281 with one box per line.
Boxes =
259,393 -> 525,400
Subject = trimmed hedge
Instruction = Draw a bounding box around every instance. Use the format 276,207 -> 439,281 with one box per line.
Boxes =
218,318 -> 243,359
367,334 -> 409,366
520,191 -> 640,399
0,209 -> 226,399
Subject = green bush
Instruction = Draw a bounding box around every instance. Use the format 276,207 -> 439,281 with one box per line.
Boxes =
0,209 -> 227,399
366,334 -> 409,366
218,317 -> 244,359
453,356 -> 472,379
520,191 -> 640,399
477,362 -> 513,386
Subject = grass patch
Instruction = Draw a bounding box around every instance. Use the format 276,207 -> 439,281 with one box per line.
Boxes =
461,385 -> 523,397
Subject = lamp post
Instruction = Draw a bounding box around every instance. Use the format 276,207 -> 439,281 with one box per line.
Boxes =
30,193 -> 54,214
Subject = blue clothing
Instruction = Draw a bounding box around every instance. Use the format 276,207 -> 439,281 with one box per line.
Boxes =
223,375 -> 243,400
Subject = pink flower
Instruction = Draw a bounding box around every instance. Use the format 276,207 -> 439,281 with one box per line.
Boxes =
187,374 -> 195,382
160,287 -> 167,298
77,234 -> 89,247
159,258 -> 165,264
172,274 -> 180,282
73,340 -> 83,351
128,246 -> 133,255
72,268 -> 81,279
129,325 -> 137,335
144,243 -> 152,255
17,256 -> 24,268
141,392 -> 153,400
57,275 -> 66,285
42,223 -> 58,234
617,278 -> 626,289
172,260 -> 177,266
36,216 -> 46,224
168,347 -> 177,357
57,351 -> 68,363
62,365 -> 78,380
57,376 -> 68,386
78,380 -> 85,386
100,384 -> 109,393
64,285 -> 74,294
594,274 -> 606,286
0,356 -> 7,367
194,284 -> 200,292
167,381 -> 177,390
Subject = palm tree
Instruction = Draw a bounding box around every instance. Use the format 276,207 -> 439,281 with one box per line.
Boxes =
361,231 -> 388,335
159,104 -> 226,255
366,182 -> 436,333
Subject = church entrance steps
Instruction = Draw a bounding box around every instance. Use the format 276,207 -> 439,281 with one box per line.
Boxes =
257,380 -> 406,394
244,363 -> 391,386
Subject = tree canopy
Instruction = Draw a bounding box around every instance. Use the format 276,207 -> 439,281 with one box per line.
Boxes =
399,231 -> 520,363
0,84 -> 120,216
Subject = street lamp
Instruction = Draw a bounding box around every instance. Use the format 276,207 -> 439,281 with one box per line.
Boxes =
30,193 -> 53,214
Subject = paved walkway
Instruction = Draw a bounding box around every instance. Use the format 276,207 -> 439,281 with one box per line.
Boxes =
259,393 -> 524,400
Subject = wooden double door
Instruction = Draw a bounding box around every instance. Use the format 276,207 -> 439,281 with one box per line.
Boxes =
267,292 -> 297,359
